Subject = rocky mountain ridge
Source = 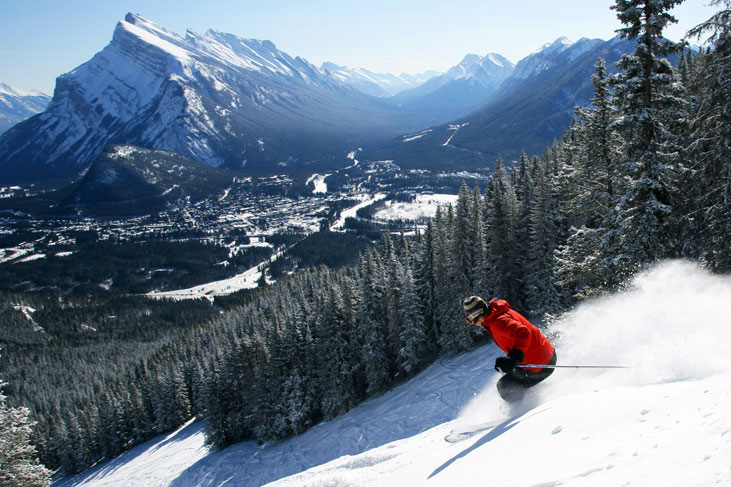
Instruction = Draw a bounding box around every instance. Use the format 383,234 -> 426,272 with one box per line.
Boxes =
0,13 -> 426,184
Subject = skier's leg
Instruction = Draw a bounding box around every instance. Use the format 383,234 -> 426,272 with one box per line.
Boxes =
522,351 -> 558,388
496,374 -> 526,403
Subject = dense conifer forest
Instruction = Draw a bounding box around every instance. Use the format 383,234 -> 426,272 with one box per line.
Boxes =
1,0 -> 729,482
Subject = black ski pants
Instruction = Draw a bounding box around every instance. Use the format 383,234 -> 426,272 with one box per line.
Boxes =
496,351 -> 557,403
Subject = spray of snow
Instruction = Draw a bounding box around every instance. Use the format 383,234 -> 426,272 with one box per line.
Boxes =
457,260 -> 731,427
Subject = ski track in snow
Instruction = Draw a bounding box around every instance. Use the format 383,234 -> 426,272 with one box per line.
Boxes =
54,261 -> 731,487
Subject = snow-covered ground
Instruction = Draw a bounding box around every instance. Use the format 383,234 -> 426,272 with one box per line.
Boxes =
145,242 -> 280,300
329,193 -> 387,231
373,194 -> 458,222
306,173 -> 329,194
55,261 -> 731,486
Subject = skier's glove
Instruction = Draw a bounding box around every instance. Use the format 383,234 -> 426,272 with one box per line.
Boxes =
494,348 -> 525,373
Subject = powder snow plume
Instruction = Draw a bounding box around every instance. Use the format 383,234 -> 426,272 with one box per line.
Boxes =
457,259 -> 731,425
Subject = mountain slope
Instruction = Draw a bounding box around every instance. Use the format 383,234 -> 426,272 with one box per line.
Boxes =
0,83 -> 50,134
56,145 -> 235,216
365,36 -> 634,171
0,14 -> 426,185
53,261 -> 731,487
388,52 -> 515,124
452,36 -> 633,158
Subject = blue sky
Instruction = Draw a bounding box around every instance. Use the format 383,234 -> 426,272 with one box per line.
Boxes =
0,0 -> 718,94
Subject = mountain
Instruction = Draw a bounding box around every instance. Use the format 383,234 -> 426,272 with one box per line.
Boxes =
0,14 -> 426,185
387,52 -> 515,124
55,145 -> 236,216
0,83 -> 50,134
365,36 -> 634,171
453,36 -> 632,158
52,261 -> 731,487
320,63 -> 439,97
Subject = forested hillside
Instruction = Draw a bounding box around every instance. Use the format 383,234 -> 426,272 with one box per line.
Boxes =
1,0 -> 729,481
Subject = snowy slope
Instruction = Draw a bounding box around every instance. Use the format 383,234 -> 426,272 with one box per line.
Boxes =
54,261 -> 731,486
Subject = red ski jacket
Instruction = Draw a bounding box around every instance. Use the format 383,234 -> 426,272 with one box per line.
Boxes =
479,299 -> 555,372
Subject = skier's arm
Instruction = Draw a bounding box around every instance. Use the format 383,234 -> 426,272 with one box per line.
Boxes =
501,317 -> 531,352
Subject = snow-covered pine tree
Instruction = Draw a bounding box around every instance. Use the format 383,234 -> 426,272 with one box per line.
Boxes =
453,182 -> 479,293
484,158 -> 523,308
682,0 -> 731,271
396,266 -> 430,377
0,378 -> 52,487
523,157 -> 561,318
555,58 -> 625,299
384,243 -> 406,360
581,57 -> 624,219
412,221 -> 438,345
601,0 -> 687,285
515,151 -> 535,280
357,249 -> 392,396
434,205 -> 472,352
95,391 -> 126,461
470,184 -> 488,295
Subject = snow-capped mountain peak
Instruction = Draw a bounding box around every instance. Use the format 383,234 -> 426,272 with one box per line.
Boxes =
119,13 -> 192,64
485,53 -> 508,68
320,62 -> 439,97
0,13 -> 423,184
533,36 -> 574,55
0,83 -> 50,135
512,36 -> 598,79
0,83 -> 47,99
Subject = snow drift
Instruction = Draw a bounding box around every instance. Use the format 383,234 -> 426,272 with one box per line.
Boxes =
55,260 -> 731,486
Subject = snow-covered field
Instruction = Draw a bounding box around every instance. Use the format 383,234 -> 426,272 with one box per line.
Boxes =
55,261 -> 731,486
373,194 -> 458,222
145,242 -> 280,300
305,173 -> 329,194
329,193 -> 387,231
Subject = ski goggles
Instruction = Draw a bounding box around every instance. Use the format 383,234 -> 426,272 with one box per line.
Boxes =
465,309 -> 483,325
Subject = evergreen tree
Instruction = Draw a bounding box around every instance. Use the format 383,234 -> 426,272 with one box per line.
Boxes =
357,250 -> 391,395
0,380 -> 52,487
523,159 -> 561,317
315,282 -> 357,419
434,205 -> 471,352
396,267 -> 430,377
682,0 -> 731,271
555,58 -> 624,299
453,182 -> 479,292
484,158 -> 523,308
601,0 -> 688,285
412,221 -> 438,345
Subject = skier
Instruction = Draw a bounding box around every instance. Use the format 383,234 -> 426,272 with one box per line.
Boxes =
463,296 -> 557,403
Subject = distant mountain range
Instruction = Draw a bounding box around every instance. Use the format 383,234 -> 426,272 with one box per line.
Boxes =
320,63 -> 439,98
0,13 -> 640,186
0,14 -> 427,184
386,52 -> 515,124
0,83 -> 50,135
364,36 -> 636,170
